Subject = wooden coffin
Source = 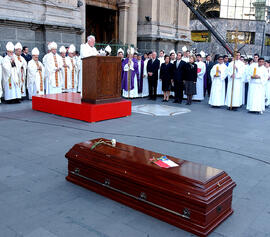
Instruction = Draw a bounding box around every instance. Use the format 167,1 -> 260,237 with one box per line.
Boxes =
65,138 -> 236,237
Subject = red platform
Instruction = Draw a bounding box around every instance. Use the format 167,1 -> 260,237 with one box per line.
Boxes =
32,93 -> 132,123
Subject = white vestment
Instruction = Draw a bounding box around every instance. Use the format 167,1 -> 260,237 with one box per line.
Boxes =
80,43 -> 99,59
2,55 -> 21,100
0,56 -> 3,102
60,56 -> 72,92
27,59 -> 45,99
193,61 -> 205,100
46,52 -> 63,94
209,63 -> 228,106
247,65 -> 268,112
157,57 -> 165,94
142,59 -> 149,97
42,53 -> 50,92
122,60 -> 139,98
67,56 -> 79,92
182,57 -> 189,63
225,60 -> 245,107
265,67 -> 270,106
14,55 -> 27,97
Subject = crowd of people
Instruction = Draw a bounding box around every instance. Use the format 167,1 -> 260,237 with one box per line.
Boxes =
0,34 -> 269,114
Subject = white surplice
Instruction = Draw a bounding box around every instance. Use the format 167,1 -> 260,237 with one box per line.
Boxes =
2,55 -> 21,100
209,63 -> 228,106
122,60 -> 139,98
67,56 -> 79,92
27,59 -> 45,99
225,60 -> 245,107
46,52 -> 63,94
60,56 -> 72,92
157,56 -> 165,94
14,55 -> 27,97
247,64 -> 268,112
193,61 -> 206,101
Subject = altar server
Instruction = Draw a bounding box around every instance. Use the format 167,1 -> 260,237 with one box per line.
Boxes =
67,44 -> 78,92
247,58 -> 268,114
265,60 -> 270,107
59,46 -> 72,92
14,42 -> 27,97
46,42 -> 63,94
121,47 -> 139,98
225,52 -> 245,109
209,56 -> 228,107
2,42 -> 21,102
193,53 -> 206,101
157,50 -> 165,95
80,35 -> 99,59
0,55 -> 3,103
27,48 -> 45,99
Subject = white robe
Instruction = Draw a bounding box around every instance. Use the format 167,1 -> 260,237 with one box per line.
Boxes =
76,56 -> 82,93
193,61 -> 205,101
225,60 -> 245,107
0,56 -> 3,102
67,56 -> 79,92
60,56 -> 72,92
157,57 -> 165,94
142,59 -> 149,97
27,60 -> 45,99
209,63 -> 228,106
265,67 -> 270,106
247,65 -> 268,112
182,57 -> 189,63
80,43 -> 99,59
2,55 -> 21,100
46,52 -> 63,94
42,53 -> 50,92
122,60 -> 139,98
14,55 -> 27,97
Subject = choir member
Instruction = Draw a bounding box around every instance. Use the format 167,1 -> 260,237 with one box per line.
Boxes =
14,42 -> 27,97
173,52 -> 186,104
247,57 -> 268,114
160,55 -> 173,102
2,42 -> 21,103
27,47 -> 45,99
147,51 -> 160,100
193,53 -> 206,101
157,50 -> 165,96
184,55 -> 197,105
225,52 -> 245,109
45,42 -> 63,94
122,47 -> 139,98
209,56 -> 228,107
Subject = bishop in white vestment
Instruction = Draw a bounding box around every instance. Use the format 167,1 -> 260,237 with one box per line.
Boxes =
27,48 -> 45,99
2,42 -> 21,101
247,58 -> 268,113
225,53 -> 245,108
67,45 -> 78,92
209,56 -> 228,107
45,42 -> 63,94
59,46 -> 72,92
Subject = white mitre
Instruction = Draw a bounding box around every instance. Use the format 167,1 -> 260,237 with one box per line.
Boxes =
68,44 -> 76,53
105,45 -> 112,54
32,47 -> 40,55
15,42 -> 23,50
170,49 -> 176,55
6,42 -> 15,51
200,51 -> 206,58
59,46 -> 66,53
117,48 -> 124,54
182,46 -> 188,52
50,42 -> 57,50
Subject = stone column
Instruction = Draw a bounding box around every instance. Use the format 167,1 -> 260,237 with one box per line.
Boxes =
80,0 -> 86,43
118,0 -> 130,45
127,0 -> 138,47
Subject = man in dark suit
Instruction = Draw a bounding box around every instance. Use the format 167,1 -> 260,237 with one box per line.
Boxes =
204,54 -> 214,97
147,51 -> 160,100
173,52 -> 186,103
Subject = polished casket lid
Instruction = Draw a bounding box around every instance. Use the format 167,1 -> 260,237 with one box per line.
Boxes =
66,138 -> 235,205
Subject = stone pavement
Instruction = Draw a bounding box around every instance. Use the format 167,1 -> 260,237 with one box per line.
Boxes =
0,98 -> 270,237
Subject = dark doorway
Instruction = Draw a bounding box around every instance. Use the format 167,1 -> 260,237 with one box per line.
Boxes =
86,5 -> 118,44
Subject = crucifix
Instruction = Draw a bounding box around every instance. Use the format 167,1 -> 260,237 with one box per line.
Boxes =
230,29 -> 240,110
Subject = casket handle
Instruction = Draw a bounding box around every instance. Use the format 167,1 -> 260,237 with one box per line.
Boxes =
183,208 -> 190,219
140,192 -> 147,200
104,178 -> 111,186
74,168 -> 80,174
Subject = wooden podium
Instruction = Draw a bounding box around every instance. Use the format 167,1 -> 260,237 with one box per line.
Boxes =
82,56 -> 122,104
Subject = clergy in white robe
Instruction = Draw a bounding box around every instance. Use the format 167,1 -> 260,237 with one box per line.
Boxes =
193,54 -> 206,101
42,42 -> 52,93
142,57 -> 149,97
46,42 -> 63,94
0,55 -> 3,103
2,42 -> 21,101
59,46 -> 72,92
225,53 -> 245,108
209,56 -> 228,107
67,45 -> 78,92
27,48 -> 45,99
157,50 -> 165,95
14,42 -> 27,97
76,55 -> 82,93
247,58 -> 268,113
265,60 -> 270,107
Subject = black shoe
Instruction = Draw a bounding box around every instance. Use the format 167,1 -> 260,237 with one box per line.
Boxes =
173,100 -> 179,103
162,99 -> 166,102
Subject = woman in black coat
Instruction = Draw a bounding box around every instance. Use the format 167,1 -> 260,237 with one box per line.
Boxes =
184,55 -> 197,105
160,55 -> 174,102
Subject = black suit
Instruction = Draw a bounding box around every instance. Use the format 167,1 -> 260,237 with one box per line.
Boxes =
204,61 -> 214,96
147,58 -> 160,99
173,60 -> 186,103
